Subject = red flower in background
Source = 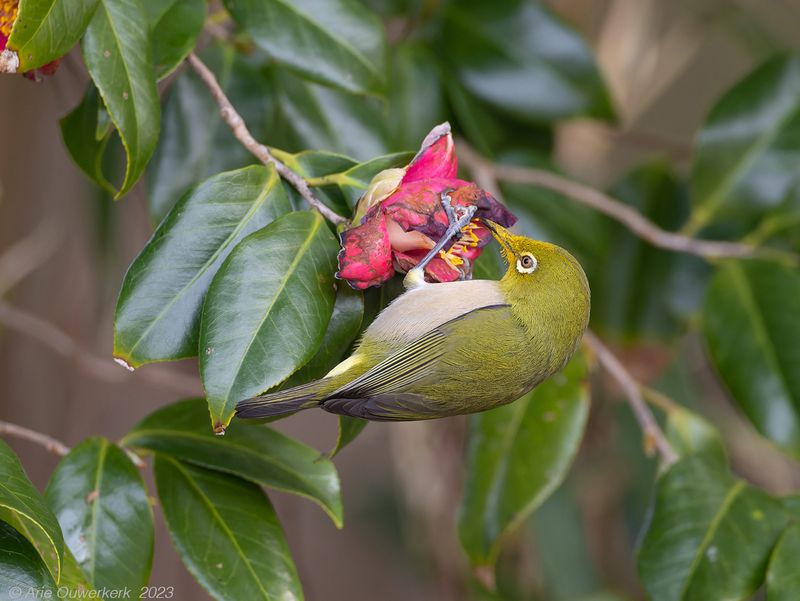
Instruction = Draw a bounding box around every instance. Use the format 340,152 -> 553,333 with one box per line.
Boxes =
336,123 -> 517,289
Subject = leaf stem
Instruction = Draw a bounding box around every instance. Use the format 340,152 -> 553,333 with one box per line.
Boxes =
186,53 -> 348,226
641,385 -> 683,415
583,331 -> 678,466
457,140 -> 798,265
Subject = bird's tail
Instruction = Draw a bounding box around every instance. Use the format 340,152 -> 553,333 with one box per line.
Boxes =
235,380 -> 331,419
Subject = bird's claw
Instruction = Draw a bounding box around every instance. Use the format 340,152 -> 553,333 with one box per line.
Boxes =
403,192 -> 478,289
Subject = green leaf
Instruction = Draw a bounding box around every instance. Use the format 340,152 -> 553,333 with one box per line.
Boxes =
330,417 -> 367,458
638,456 -> 789,601
280,149 -> 412,212
223,0 -> 387,96
664,407 -> 727,465
122,399 -> 343,527
59,549 -> 98,599
0,440 -> 63,583
442,0 -> 613,123
458,355 -> 590,566
45,438 -> 153,592
114,165 -> 291,367
7,0 -> 99,71
768,521 -> 800,600
154,455 -> 302,601
702,261 -> 800,458
147,45 -> 273,222
141,0 -> 205,79
591,164 -> 707,342
200,211 -> 339,429
0,520 -> 56,597
282,285 -> 364,386
689,54 -> 800,233
273,71 -> 391,160
82,0 -> 160,198
59,84 -> 115,195
388,42 -> 448,149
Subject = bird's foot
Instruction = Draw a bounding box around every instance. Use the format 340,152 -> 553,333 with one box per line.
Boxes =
403,191 -> 477,289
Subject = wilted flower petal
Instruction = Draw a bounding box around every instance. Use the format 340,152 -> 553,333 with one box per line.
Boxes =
336,208 -> 395,290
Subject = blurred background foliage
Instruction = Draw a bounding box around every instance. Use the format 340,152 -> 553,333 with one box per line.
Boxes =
1,0 -> 800,600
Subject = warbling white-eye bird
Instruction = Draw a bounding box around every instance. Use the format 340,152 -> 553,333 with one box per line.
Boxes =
236,197 -> 590,421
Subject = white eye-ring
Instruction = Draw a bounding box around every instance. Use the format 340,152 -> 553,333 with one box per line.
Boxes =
516,252 -> 538,274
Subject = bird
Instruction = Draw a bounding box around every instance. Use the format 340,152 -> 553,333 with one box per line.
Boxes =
235,215 -> 590,422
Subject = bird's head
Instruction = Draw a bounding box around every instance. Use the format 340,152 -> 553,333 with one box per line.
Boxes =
482,219 -> 589,299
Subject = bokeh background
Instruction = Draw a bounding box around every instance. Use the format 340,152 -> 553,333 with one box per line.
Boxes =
2,1 -> 800,600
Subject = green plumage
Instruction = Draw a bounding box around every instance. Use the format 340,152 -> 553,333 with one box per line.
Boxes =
235,224 -> 590,421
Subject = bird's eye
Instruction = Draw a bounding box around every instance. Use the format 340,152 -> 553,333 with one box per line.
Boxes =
516,252 -> 538,274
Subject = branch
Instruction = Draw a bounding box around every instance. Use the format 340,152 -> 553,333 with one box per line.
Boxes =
0,221 -> 62,297
457,141 -> 796,264
0,300 -> 201,396
186,53 -> 347,226
583,331 -> 678,466
0,421 -> 69,456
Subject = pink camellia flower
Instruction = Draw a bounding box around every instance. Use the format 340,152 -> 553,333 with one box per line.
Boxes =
336,123 -> 517,289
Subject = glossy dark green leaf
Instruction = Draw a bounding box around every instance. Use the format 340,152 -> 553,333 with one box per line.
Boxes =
82,0 -> 160,198
702,261 -> 800,458
59,549 -> 97,598
664,407 -> 727,465
638,456 -> 789,601
591,165 -> 707,342
442,0 -> 612,123
768,521 -> 800,600
330,417 -> 367,458
141,0 -> 205,79
154,456 -> 302,601
458,356 -> 590,566
273,71 -> 391,160
45,438 -> 153,592
114,165 -> 291,367
689,55 -> 800,233
200,211 -> 339,429
7,0 -> 99,71
0,520 -> 56,598
59,85 -> 115,195
283,285 -> 364,386
223,0 -> 387,96
122,398 -> 343,527
147,45 -> 273,222
388,43 -> 448,149
0,440 -> 63,583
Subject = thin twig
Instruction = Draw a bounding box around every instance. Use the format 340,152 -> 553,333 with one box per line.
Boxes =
186,53 -> 347,225
0,300 -> 201,396
0,420 -> 146,468
0,221 -> 62,297
457,141 -> 796,264
0,421 -> 70,456
583,331 -> 678,466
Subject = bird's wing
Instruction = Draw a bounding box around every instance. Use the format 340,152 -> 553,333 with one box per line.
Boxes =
322,304 -> 510,420
364,279 -> 505,347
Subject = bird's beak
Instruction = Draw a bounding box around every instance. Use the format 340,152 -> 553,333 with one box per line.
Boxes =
482,219 -> 514,255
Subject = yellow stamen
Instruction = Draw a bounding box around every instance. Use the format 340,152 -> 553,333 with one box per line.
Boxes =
0,0 -> 19,39
438,219 -> 481,273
